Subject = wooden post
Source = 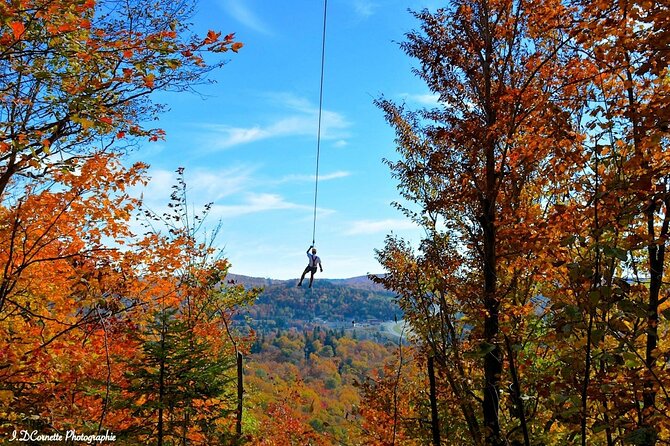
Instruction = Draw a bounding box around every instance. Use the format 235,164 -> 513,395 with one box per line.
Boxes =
236,352 -> 243,439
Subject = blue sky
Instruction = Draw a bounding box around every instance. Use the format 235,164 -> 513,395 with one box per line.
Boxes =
129,0 -> 441,279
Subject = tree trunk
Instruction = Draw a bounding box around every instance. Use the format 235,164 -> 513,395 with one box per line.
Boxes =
158,325 -> 166,446
505,335 -> 530,446
482,198 -> 503,446
428,356 -> 441,446
643,206 -> 664,446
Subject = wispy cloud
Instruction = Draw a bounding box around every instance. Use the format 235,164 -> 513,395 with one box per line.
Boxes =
211,193 -> 309,218
189,166 -> 257,200
399,92 -> 441,106
222,0 -> 273,35
345,218 -> 419,235
199,93 -> 351,151
352,0 -> 378,19
131,166 -> 340,229
277,170 -> 351,184
134,165 -> 256,207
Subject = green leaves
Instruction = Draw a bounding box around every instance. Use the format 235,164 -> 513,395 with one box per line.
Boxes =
464,342 -> 497,359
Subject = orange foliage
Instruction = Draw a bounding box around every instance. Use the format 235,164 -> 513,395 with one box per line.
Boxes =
0,0 -> 248,442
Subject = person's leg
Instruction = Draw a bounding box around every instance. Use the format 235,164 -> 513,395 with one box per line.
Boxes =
308,268 -> 316,287
298,267 -> 309,286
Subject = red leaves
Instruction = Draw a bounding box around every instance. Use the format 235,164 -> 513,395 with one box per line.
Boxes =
148,129 -> 165,142
203,30 -> 220,45
57,23 -> 76,33
199,30 -> 243,53
10,22 -> 24,39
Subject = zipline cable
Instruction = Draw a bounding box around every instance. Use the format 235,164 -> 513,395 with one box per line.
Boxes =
312,0 -> 328,246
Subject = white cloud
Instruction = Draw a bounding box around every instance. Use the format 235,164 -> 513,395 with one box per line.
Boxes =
265,92 -> 313,112
132,165 -> 256,207
211,193 -> 309,218
352,0 -> 378,19
222,0 -> 273,35
399,92 -> 441,106
189,166 -> 257,200
215,126 -> 267,147
334,140 -> 348,148
199,94 -> 351,150
345,218 -> 419,235
277,170 -> 351,183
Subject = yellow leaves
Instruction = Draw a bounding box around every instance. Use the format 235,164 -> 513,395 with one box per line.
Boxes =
165,58 -> 180,69
0,390 -> 14,407
72,115 -> 95,129
143,74 -> 155,88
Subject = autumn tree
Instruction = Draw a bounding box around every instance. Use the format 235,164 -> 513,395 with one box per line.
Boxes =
0,0 -> 246,439
556,0 -> 670,442
115,171 -> 257,445
375,0 -> 591,444
0,0 -> 242,199
373,237 -> 484,443
0,0 -> 242,320
376,0 -> 670,444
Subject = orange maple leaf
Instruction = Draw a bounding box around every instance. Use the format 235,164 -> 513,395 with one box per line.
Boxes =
10,22 -> 25,39
203,30 -> 220,45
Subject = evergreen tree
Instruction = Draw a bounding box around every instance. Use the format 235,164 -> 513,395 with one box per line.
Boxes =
120,307 -> 237,445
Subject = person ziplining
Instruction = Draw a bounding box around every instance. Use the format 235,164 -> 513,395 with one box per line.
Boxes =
297,0 -> 328,288
297,245 -> 323,288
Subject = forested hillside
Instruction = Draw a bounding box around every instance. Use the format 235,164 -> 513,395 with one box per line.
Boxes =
244,327 -> 406,444
228,274 -> 401,330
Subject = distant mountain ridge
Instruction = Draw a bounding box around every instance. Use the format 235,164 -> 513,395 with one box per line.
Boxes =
227,273 -> 399,331
226,273 -> 388,292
